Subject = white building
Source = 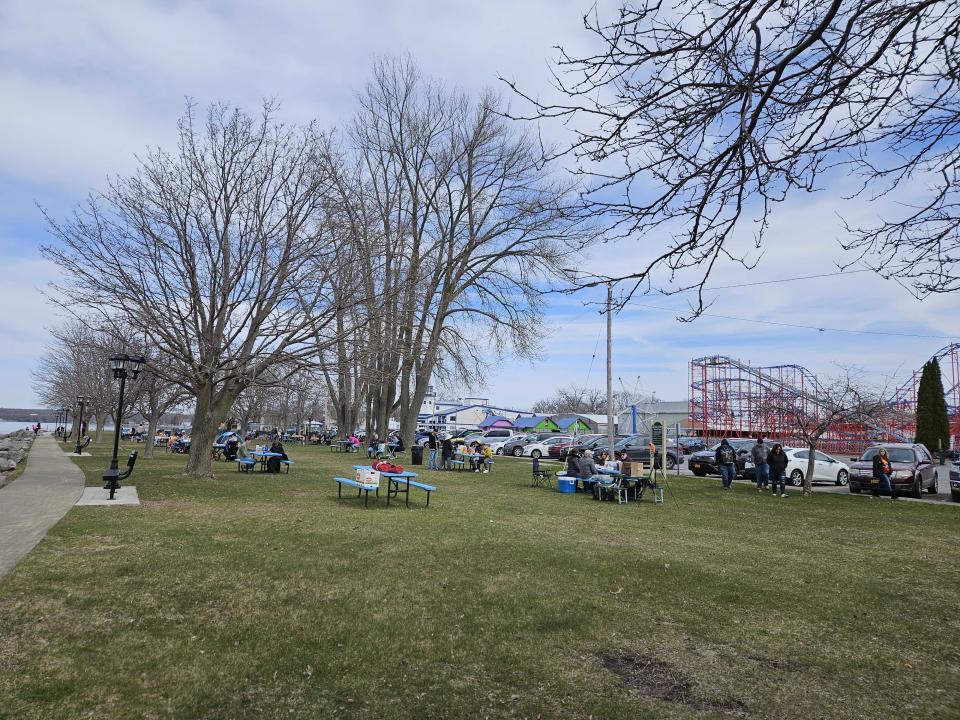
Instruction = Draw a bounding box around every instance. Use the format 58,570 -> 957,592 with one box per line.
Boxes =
419,398 -> 534,432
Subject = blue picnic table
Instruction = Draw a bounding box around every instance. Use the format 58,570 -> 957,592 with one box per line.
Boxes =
351,465 -> 435,508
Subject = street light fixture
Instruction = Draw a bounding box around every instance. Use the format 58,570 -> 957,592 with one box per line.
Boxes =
103,353 -> 146,500
74,395 -> 87,455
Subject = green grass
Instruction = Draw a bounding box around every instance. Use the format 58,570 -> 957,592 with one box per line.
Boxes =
0,440 -> 958,719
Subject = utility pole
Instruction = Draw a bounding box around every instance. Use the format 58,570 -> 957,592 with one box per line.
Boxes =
606,283 -> 615,457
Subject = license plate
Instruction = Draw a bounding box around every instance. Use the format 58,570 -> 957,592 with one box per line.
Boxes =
745,460 -> 753,468
690,463 -> 700,470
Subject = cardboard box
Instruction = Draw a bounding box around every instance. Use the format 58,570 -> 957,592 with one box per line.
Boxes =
620,460 -> 644,477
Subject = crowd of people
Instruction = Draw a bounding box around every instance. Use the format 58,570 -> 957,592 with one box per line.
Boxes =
423,430 -> 493,472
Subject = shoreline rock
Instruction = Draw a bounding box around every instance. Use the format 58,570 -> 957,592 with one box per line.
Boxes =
0,430 -> 35,487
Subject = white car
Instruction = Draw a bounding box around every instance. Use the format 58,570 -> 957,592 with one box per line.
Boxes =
746,447 -> 850,486
522,435 -> 572,459
487,438 -> 512,455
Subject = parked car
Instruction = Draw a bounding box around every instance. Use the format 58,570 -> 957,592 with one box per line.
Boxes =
744,447 -> 850,486
548,434 -> 605,459
950,462 -> 960,502
464,428 -> 518,445
487,438 -> 513,455
613,435 -> 680,470
848,443 -> 940,497
687,439 -> 754,477
503,432 -> 562,457
565,435 -> 626,458
677,436 -> 707,454
522,435 -> 572,459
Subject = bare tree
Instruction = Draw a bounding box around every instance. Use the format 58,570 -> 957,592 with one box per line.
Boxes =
756,367 -> 889,496
531,385 -> 651,415
506,1 -> 959,309
32,321 -> 133,442
349,57 -> 593,445
42,102 -> 342,476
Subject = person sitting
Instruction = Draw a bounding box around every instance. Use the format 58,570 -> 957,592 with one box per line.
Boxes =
477,443 -> 493,473
348,434 -> 360,450
266,440 -> 287,473
596,450 -> 618,474
393,435 -> 405,453
235,436 -> 249,461
441,437 -> 454,469
224,434 -> 240,461
565,448 -> 583,478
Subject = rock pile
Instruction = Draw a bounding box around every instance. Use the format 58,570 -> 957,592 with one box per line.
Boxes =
0,430 -> 34,483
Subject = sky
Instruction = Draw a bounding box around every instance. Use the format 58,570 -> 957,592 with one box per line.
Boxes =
0,0 -> 957,410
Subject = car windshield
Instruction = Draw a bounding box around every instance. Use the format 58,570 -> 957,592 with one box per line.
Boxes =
860,447 -> 915,464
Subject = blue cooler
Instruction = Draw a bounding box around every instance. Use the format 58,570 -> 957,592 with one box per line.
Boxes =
557,477 -> 576,493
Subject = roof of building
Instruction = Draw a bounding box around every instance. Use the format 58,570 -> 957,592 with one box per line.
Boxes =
552,414 -> 591,429
512,415 -> 552,429
421,404 -> 533,421
478,415 -> 511,428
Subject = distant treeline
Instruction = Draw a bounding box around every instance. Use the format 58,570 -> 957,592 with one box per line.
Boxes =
0,408 -> 58,422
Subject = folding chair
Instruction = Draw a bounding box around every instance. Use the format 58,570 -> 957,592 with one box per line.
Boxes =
531,457 -> 552,488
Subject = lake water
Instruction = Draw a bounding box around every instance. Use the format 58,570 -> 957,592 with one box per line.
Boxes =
0,421 -> 112,435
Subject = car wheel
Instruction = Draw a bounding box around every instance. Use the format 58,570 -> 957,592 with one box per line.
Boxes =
926,473 -> 938,494
665,454 -> 677,471
512,447 -> 523,457
911,477 -> 923,499
952,490 -> 960,503
531,449 -> 541,459
495,448 -> 503,455
836,470 -> 849,486
790,469 -> 804,487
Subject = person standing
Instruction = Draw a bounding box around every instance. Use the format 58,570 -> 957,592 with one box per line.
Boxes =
715,438 -> 737,491
767,443 -> 789,497
427,430 -> 439,470
872,447 -> 896,500
440,435 -> 454,470
752,437 -> 770,492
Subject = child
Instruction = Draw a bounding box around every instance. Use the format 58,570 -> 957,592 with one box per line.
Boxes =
478,443 -> 493,473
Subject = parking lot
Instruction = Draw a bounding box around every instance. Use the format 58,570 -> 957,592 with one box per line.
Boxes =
673,457 -> 958,505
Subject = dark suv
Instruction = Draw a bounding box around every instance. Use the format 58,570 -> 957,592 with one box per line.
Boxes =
950,462 -> 959,502
592,435 -> 679,470
687,439 -> 754,477
848,443 -> 940,498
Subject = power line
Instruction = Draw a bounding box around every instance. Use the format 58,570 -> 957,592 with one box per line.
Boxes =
690,269 -> 872,292
631,303 -> 958,340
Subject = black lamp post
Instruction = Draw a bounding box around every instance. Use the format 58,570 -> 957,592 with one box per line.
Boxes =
74,395 -> 87,455
103,353 -> 145,500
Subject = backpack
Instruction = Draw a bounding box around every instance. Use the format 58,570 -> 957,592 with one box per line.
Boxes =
372,459 -> 404,474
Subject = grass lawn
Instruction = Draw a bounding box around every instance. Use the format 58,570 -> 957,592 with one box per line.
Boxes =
0,440 -> 957,719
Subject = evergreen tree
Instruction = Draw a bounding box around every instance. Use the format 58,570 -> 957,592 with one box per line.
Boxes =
915,359 -> 950,453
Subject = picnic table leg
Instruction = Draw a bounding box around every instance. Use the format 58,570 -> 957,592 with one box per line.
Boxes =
425,489 -> 431,508
338,483 -> 342,499
405,479 -> 410,508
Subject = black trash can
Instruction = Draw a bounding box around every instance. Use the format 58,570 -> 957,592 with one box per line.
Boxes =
411,445 -> 424,466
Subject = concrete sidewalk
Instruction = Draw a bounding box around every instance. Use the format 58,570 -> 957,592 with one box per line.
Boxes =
0,435 -> 85,579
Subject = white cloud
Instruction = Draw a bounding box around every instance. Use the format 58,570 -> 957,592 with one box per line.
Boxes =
0,0 -> 956,410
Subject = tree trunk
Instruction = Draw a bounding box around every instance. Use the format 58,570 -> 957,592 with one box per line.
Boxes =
94,413 -> 104,442
185,385 -> 230,477
804,441 -> 816,497
144,413 -> 159,459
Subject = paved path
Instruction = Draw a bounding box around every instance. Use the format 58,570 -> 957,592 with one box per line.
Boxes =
0,435 -> 85,579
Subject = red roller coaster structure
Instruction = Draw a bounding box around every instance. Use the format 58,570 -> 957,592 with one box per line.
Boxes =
689,344 -> 960,455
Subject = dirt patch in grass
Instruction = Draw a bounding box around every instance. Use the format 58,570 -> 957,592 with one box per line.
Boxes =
599,650 -> 748,716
